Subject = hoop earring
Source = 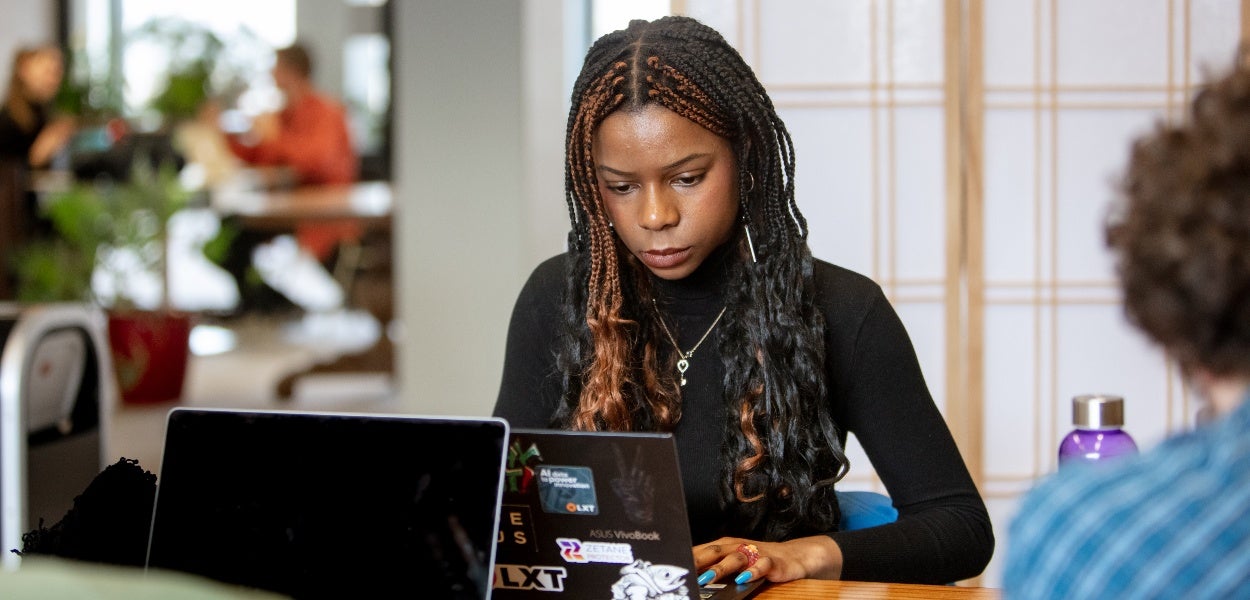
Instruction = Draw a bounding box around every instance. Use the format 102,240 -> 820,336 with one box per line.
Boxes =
743,172 -> 755,194
743,223 -> 758,264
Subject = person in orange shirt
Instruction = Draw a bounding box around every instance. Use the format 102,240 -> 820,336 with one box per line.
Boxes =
219,42 -> 361,314
226,43 -> 356,188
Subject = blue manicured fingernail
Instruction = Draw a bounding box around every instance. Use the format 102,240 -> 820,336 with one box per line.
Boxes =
734,570 -> 753,585
697,570 -> 715,586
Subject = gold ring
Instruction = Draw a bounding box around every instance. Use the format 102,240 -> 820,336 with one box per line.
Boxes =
736,543 -> 760,568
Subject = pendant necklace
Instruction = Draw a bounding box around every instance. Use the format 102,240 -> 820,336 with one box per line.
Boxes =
653,300 -> 728,387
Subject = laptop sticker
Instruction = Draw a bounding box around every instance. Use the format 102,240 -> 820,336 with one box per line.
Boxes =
537,465 -> 599,515
494,564 -> 569,593
610,444 -> 656,525
556,537 -> 634,564
499,504 -> 538,552
506,439 -> 542,494
609,559 -> 690,600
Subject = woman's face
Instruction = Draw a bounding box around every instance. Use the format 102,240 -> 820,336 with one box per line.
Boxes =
593,104 -> 739,280
19,50 -> 63,103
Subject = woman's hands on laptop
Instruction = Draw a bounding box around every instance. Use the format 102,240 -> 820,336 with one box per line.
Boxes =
693,536 -> 844,585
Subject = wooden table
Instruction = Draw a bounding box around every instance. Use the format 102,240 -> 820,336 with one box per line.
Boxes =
753,579 -> 1000,599
212,180 -> 396,397
212,180 -> 393,230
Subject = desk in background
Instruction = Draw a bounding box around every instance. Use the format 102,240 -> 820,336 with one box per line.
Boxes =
212,181 -> 395,397
754,579 -> 999,599
212,180 -> 392,231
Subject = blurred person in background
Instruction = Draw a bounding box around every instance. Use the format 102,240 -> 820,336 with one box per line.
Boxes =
1,44 -> 75,299
211,41 -> 359,314
0,44 -> 74,169
221,42 -> 356,190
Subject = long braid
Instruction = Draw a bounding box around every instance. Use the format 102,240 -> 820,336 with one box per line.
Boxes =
557,16 -> 848,541
566,63 -> 633,430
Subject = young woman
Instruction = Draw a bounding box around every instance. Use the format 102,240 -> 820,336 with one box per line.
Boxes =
494,16 -> 993,586
0,45 -> 74,168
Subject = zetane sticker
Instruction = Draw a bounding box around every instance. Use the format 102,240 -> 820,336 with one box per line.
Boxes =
537,465 -> 599,515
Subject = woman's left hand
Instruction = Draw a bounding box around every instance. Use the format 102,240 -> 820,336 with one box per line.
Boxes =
692,535 -> 844,586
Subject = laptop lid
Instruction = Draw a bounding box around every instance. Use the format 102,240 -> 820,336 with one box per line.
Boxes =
493,429 -> 761,600
146,408 -> 509,599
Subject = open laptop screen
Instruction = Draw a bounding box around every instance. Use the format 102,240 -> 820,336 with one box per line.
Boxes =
146,409 -> 509,599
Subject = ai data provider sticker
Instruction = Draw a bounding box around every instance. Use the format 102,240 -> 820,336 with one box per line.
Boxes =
537,465 -> 599,515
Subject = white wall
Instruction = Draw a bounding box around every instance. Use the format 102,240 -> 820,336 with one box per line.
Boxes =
521,0 -> 583,266
0,2 -> 57,88
393,1 -> 571,416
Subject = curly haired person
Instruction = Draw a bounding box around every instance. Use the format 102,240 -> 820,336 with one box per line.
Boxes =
1003,51 -> 1250,599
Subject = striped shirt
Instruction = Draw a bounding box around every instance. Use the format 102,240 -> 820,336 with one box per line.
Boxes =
1002,394 -> 1250,599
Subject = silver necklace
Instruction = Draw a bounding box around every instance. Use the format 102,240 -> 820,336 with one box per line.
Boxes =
652,300 -> 728,387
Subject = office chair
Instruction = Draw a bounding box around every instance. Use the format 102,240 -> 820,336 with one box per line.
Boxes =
0,303 -> 115,569
836,490 -> 899,531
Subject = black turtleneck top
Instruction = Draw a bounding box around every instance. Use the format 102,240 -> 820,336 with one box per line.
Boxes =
493,252 -> 994,584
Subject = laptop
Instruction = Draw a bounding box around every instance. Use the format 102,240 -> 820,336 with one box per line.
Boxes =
145,408 -> 510,599
492,429 -> 763,600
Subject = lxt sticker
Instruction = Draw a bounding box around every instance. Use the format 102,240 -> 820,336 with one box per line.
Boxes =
537,465 -> 599,515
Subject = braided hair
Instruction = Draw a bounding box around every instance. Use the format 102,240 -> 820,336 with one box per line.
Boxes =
554,16 -> 848,541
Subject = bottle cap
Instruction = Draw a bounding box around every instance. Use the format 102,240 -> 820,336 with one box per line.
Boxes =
1072,394 -> 1125,429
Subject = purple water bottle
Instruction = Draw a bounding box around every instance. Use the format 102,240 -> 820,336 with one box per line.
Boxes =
1058,394 -> 1139,468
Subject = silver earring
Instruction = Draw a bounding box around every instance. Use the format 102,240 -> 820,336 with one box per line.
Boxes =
744,223 -> 758,263
744,173 -> 755,193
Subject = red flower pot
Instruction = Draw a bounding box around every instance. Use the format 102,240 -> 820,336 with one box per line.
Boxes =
107,311 -> 192,404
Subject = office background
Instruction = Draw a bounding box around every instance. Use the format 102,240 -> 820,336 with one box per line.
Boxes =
3,0 -> 1243,587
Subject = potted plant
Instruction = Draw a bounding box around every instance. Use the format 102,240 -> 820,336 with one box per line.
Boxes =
15,160 -> 195,404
